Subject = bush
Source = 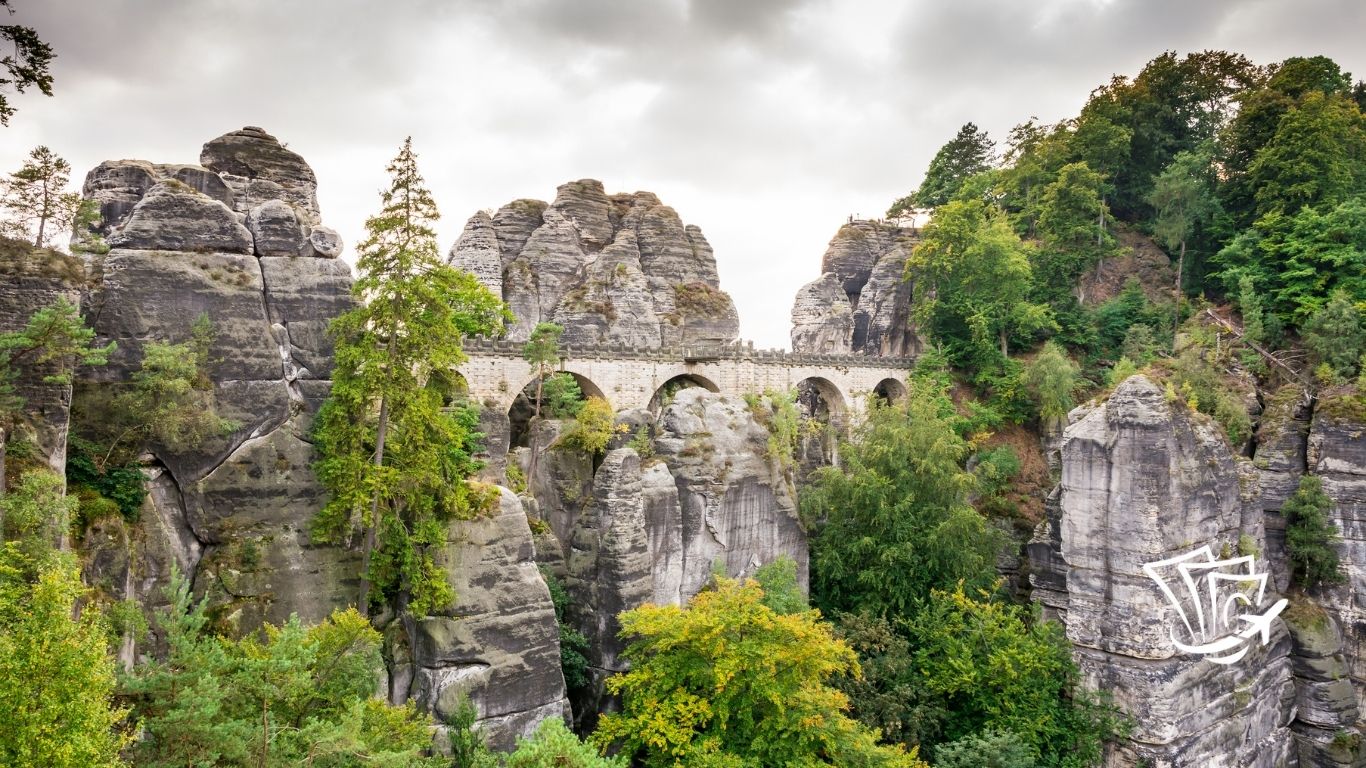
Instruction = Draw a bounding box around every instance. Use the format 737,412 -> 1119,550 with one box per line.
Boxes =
542,372 -> 586,419
508,718 -> 625,768
935,729 -> 1037,768
1284,475 -> 1344,588
557,397 -> 616,454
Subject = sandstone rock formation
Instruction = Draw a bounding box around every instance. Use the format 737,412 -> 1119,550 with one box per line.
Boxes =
1038,376 -> 1295,767
514,389 -> 807,719
789,220 -> 917,356
70,128 -> 568,747
448,180 -> 740,347
0,243 -> 86,475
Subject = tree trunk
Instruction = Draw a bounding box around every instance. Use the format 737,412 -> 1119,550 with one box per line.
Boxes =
526,369 -> 546,489
358,394 -> 389,611
999,327 -> 1009,358
1172,240 -> 1185,352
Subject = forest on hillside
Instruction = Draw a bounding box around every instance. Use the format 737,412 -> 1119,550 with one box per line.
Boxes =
1,37 -> 1364,768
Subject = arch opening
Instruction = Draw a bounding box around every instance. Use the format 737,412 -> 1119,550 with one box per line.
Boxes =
872,377 -> 907,406
795,376 -> 847,476
649,373 -> 720,412
507,370 -> 608,449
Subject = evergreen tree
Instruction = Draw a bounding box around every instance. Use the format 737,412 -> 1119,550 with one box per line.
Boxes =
889,122 -> 994,215
122,571 -> 442,767
0,146 -> 82,247
0,1 -> 55,126
522,322 -> 565,420
312,138 -> 507,613
1304,290 -> 1366,380
1283,475 -> 1344,588
507,719 -> 624,768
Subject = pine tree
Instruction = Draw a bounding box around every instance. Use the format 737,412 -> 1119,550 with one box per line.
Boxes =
0,2 -> 55,127
312,137 -> 507,613
1283,475 -> 1344,588
0,146 -> 82,248
889,122 -> 995,216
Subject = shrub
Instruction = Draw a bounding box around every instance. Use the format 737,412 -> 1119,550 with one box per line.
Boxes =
557,397 -> 616,455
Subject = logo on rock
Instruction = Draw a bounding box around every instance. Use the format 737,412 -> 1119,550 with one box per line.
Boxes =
1143,545 -> 1287,665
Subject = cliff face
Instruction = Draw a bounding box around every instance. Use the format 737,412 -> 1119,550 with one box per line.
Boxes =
1037,376 -> 1295,767
513,389 -> 808,719
69,128 -> 567,748
448,180 -> 740,348
1035,376 -> 1366,767
789,220 -> 916,356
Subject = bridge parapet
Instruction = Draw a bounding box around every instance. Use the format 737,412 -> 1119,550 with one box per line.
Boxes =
459,336 -> 917,371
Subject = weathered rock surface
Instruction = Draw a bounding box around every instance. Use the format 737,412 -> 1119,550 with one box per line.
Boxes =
790,219 -> 918,356
74,130 -> 359,642
457,181 -> 739,346
200,126 -> 320,224
1043,375 -> 1295,767
397,488 -> 570,750
790,272 -> 852,354
108,181 -> 253,254
0,244 -> 85,474
447,210 -> 504,298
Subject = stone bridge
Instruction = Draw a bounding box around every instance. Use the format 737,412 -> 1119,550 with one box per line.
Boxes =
456,337 -> 917,421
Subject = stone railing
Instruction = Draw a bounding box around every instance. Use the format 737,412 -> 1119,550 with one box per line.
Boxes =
459,336 -> 917,370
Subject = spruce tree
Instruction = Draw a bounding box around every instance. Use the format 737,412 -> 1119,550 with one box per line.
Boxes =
1284,475 -> 1344,588
312,138 -> 507,613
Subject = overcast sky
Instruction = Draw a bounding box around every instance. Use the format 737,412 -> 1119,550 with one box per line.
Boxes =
4,0 -> 1364,349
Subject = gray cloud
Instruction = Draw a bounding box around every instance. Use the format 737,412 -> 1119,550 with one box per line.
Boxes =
3,0 -> 1363,348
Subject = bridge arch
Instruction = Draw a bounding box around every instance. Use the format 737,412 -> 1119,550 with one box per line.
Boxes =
506,370 -> 610,449
873,377 -> 907,405
649,373 -> 720,412
795,376 -> 847,471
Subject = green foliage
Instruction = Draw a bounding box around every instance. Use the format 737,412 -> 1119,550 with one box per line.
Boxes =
934,730 -> 1037,768
446,695 -> 499,768
627,425 -> 653,461
889,122 -> 994,215
0,7 -> 54,127
1304,290 -> 1366,380
974,445 -> 1021,501
508,718 -> 625,768
312,138 -> 506,613
1164,348 -> 1253,446
2,469 -> 76,557
753,555 -> 806,615
0,296 -> 112,426
0,146 -> 81,247
122,570 -> 441,767
119,338 -> 237,454
1147,145 -> 1220,293
0,546 -> 129,766
592,577 -> 926,768
1283,475 -> 1344,588
557,396 -> 616,455
909,199 -> 1052,366
1022,341 -> 1081,430
541,371 -> 585,418
65,439 -> 146,521
539,564 -> 591,694
903,586 -> 1125,767
524,322 -> 565,419
1106,356 -> 1139,388
1247,90 -> 1366,219
506,461 -> 527,494
802,378 -> 1003,621
0,471 -> 128,767
1218,198 -> 1366,327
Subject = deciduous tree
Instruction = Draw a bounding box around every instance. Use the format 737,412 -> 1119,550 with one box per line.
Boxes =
592,577 -> 926,768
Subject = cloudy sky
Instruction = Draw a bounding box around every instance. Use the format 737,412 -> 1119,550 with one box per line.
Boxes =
4,0 -> 1364,349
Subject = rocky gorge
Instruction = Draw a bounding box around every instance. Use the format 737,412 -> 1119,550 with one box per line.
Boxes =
5,127 -> 1366,767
